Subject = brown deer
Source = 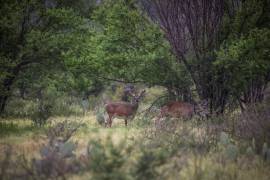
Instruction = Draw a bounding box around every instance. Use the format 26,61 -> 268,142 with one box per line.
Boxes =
105,90 -> 145,127
155,100 -> 209,127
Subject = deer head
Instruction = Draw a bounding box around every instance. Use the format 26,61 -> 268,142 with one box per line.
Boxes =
130,90 -> 146,104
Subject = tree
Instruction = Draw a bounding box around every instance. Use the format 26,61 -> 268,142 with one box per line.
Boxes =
140,0 -> 226,112
0,0 -> 94,114
141,0 -> 270,113
216,29 -> 270,109
80,0 -> 193,100
214,0 -> 270,110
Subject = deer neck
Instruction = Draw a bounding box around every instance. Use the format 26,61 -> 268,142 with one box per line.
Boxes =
131,102 -> 139,111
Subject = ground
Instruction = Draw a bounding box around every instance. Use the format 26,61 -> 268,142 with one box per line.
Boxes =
1,111 -> 270,180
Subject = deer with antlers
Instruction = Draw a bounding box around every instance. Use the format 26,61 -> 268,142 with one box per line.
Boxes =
104,90 -> 146,127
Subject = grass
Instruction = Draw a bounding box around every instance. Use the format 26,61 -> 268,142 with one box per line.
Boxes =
0,118 -> 46,146
1,112 -> 270,180
0,113 -> 143,159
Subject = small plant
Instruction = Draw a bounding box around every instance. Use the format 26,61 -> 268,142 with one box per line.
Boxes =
46,120 -> 82,143
87,137 -> 132,180
0,121 -> 82,179
235,103 -> 270,153
218,131 -> 239,161
31,121 -> 82,179
31,103 -> 52,126
133,148 -> 167,180
95,107 -> 106,125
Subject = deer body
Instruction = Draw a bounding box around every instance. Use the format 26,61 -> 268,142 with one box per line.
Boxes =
159,101 -> 194,119
155,100 -> 208,126
105,102 -> 138,127
104,90 -> 145,127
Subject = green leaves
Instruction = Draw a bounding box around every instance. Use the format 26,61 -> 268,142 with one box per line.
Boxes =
215,28 -> 270,96
86,0 -> 184,86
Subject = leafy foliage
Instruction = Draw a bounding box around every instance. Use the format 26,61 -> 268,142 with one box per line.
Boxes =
86,0 -> 191,89
0,0 -> 97,115
88,137 -> 132,180
215,29 -> 270,102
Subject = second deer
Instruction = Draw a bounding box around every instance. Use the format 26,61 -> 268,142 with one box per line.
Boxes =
155,100 -> 209,127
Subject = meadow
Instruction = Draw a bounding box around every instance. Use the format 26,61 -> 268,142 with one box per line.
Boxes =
1,96 -> 270,180
1,0 -> 270,179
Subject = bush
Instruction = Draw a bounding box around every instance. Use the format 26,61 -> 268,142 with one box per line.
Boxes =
87,137 -> 132,180
133,148 -> 167,180
4,98 -> 37,118
31,102 -> 52,126
0,121 -> 83,179
4,95 -> 85,123
146,117 -> 218,154
95,107 -> 106,125
235,103 -> 270,153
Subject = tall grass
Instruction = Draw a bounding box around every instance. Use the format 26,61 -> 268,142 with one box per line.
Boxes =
1,93 -> 270,179
0,119 -> 38,137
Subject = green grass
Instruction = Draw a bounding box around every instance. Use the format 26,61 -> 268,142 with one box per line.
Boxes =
1,113 -> 270,180
0,118 -> 44,137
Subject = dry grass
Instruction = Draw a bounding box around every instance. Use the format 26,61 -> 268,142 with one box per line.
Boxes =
0,113 -> 143,161
1,112 -> 270,180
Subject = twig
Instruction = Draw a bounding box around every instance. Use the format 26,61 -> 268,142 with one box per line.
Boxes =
138,95 -> 168,116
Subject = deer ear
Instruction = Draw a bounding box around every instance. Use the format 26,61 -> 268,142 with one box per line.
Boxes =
141,90 -> 146,95
140,90 -> 146,98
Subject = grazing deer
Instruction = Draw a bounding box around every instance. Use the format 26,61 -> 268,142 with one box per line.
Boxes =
155,100 -> 209,127
105,90 -> 145,127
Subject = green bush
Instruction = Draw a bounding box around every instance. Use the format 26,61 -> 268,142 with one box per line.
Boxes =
0,121 -> 82,179
5,95 -> 85,121
234,103 -> 270,153
4,98 -> 37,118
31,103 -> 52,127
87,137 -> 132,180
95,107 -> 106,125
133,148 -> 167,180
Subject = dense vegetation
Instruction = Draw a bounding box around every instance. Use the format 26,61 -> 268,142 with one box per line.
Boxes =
0,0 -> 269,179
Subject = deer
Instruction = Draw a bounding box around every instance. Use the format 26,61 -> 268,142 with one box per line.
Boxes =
104,90 -> 146,127
155,100 -> 209,127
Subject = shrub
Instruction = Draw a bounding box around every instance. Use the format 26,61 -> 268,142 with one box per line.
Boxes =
234,103 -> 270,153
87,137 -> 132,180
5,94 -> 85,120
218,132 -> 239,161
0,121 -> 83,179
31,102 -> 52,127
147,117 -> 217,154
133,148 -> 167,180
4,98 -> 37,118
95,107 -> 106,125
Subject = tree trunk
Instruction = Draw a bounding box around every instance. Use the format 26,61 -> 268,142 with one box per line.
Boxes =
0,78 -> 14,115
0,95 -> 8,115
0,62 -> 27,115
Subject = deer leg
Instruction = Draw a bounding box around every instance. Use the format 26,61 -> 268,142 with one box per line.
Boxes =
105,114 -> 108,127
109,115 -> 113,128
125,119 -> 127,126
106,114 -> 112,128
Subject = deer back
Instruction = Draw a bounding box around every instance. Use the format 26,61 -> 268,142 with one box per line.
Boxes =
160,101 -> 194,118
105,101 -> 138,117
